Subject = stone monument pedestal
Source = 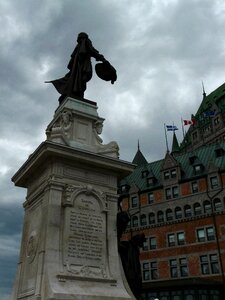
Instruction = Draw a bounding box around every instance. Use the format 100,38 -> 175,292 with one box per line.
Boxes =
11,98 -> 135,300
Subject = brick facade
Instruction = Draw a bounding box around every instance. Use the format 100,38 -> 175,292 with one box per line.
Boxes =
119,144 -> 225,299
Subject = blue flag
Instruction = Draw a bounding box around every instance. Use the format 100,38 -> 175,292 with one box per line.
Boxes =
166,125 -> 178,131
202,111 -> 216,117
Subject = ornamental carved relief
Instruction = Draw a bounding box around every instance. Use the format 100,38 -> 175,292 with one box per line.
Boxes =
26,230 -> 38,264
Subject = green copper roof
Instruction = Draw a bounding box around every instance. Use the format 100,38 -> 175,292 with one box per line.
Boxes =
180,82 -> 225,150
120,141 -> 225,192
196,82 -> 225,116
171,132 -> 180,153
132,149 -> 148,167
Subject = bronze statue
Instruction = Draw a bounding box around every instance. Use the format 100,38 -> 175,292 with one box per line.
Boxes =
46,32 -> 117,104
117,211 -> 145,300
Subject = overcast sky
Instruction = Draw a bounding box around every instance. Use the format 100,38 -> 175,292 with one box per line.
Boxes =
1,0 -> 225,298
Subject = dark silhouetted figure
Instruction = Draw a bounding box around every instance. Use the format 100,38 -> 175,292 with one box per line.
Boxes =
46,32 -> 117,104
117,211 -> 145,300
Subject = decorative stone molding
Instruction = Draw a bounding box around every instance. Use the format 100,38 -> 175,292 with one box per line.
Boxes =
26,230 -> 38,264
66,262 -> 108,279
62,183 -> 107,211
46,97 -> 119,158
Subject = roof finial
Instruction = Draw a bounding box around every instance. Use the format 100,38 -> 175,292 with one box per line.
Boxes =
202,81 -> 206,98
138,139 -> 140,151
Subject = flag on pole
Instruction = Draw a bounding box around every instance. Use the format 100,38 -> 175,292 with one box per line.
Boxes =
183,119 -> 196,126
166,125 -> 178,131
202,111 -> 216,117
164,124 -> 169,152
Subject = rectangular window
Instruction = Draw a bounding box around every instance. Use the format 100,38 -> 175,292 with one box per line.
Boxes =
197,227 -> 215,242
150,261 -> 158,280
142,262 -> 150,281
170,259 -> 178,278
142,239 -> 149,251
177,232 -> 185,245
172,186 -> 179,198
210,254 -> 219,274
179,258 -> 188,277
197,228 -> 205,242
131,196 -> 138,208
171,169 -> 177,178
170,258 -> 188,278
142,261 -> 158,281
168,233 -> 175,247
192,181 -> 198,193
165,187 -> 179,199
200,254 -> 219,275
200,255 -> 209,274
206,227 -> 215,241
149,237 -> 157,250
168,232 -> 185,246
165,188 -> 172,200
148,192 -> 154,204
210,176 -> 219,189
164,171 -> 170,179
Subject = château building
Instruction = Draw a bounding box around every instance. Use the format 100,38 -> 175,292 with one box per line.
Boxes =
180,82 -> 225,152
119,83 -> 225,300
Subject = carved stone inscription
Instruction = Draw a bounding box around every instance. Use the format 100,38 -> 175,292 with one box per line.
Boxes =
64,192 -> 107,274
68,210 -> 104,261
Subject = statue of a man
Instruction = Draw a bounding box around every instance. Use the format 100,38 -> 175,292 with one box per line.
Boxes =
46,32 -> 117,104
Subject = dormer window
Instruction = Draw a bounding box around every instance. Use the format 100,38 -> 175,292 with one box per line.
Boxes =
164,169 -> 177,179
189,155 -> 197,165
142,170 -> 149,178
215,147 -> 224,158
171,169 -> 177,178
164,171 -> 170,180
120,184 -> 129,193
147,177 -> 154,186
193,164 -> 202,175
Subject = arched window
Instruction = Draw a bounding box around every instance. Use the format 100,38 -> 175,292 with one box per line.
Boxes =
157,211 -> 164,223
149,212 -> 155,225
194,203 -> 202,215
132,216 -> 138,228
140,214 -> 147,226
184,205 -> 192,218
203,200 -> 212,214
166,209 -> 173,221
214,198 -> 223,212
175,207 -> 182,219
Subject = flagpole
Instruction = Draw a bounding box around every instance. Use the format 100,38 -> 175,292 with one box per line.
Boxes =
164,123 -> 169,152
181,117 -> 185,139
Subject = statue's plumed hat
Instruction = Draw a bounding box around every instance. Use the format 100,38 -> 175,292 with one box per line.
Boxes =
95,61 -> 117,84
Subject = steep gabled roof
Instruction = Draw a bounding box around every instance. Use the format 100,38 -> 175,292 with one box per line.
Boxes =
132,148 -> 148,167
196,82 -> 225,117
171,132 -> 180,154
180,82 -> 225,150
120,141 -> 225,193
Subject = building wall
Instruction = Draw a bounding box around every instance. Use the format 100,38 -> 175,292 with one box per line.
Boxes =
120,170 -> 225,298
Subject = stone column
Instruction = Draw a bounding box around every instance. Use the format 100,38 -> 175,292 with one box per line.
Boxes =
11,97 -> 135,300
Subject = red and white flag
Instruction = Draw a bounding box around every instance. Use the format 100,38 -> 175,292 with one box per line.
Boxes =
183,119 -> 196,126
